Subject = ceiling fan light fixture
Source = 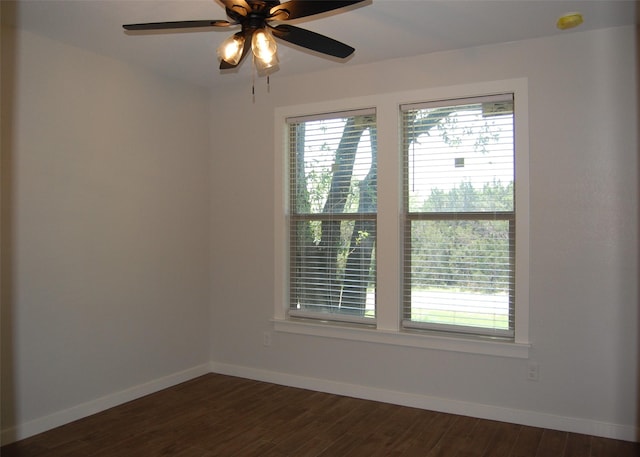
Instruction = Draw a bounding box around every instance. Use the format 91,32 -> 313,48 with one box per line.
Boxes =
252,28 -> 278,65
217,33 -> 245,65
255,50 -> 279,71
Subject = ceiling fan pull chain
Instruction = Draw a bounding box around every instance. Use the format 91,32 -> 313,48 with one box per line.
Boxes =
251,54 -> 256,100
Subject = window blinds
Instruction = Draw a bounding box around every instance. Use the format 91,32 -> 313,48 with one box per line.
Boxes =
401,94 -> 515,338
287,109 -> 377,323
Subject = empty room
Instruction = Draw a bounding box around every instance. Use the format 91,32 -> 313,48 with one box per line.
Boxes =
1,0 -> 638,455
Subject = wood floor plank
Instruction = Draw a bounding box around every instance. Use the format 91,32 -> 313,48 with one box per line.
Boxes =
534,429 -> 567,457
397,411 -> 448,457
341,405 -> 425,457
562,433 -> 591,457
173,447 -> 217,457
590,436 -> 640,457
285,435 -> 334,457
316,431 -> 366,457
509,426 -> 545,457
427,415 -> 479,457
455,418 -> 503,457
400,412 -> 464,457
269,412 -> 330,455
481,421 -> 522,457
1,374 -> 637,457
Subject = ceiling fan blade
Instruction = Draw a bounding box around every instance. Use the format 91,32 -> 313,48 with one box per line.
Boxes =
270,24 -> 354,58
270,0 -> 365,21
220,0 -> 251,17
219,31 -> 253,69
123,20 -> 232,31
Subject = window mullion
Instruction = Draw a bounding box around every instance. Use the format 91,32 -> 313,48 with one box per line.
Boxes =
375,101 -> 402,332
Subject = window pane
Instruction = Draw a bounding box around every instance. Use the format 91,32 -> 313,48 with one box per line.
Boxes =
290,218 -> 376,318
404,101 -> 514,213
290,115 -> 376,215
402,95 -> 515,337
404,219 -> 513,335
288,111 -> 377,322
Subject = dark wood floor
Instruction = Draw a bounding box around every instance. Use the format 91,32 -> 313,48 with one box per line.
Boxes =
2,374 -> 638,457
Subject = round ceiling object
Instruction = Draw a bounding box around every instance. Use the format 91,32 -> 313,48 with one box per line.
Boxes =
556,12 -> 584,30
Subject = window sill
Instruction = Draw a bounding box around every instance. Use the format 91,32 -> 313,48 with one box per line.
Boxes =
272,318 -> 530,359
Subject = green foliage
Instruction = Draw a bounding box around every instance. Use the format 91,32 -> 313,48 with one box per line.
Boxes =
411,181 -> 513,294
306,166 -> 333,213
421,180 -> 513,212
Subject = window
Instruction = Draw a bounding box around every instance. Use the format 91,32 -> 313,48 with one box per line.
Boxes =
287,109 -> 377,324
275,79 -> 530,357
402,95 -> 515,338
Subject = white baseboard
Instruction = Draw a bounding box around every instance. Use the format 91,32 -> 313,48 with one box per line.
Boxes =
210,362 -> 639,443
1,363 -> 210,445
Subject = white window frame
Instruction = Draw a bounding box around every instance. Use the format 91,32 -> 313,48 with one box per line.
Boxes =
274,79 -> 530,359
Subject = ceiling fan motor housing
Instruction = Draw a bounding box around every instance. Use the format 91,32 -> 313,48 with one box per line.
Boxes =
226,0 -> 283,27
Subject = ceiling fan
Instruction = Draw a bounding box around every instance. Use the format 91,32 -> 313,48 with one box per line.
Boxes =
123,0 -> 366,71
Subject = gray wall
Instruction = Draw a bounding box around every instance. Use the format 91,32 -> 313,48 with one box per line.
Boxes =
2,29 -> 211,440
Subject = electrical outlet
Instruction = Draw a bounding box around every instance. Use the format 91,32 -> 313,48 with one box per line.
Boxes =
263,331 -> 272,347
527,362 -> 539,381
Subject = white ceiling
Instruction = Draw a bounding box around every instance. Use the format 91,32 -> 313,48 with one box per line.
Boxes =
8,0 -> 637,89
